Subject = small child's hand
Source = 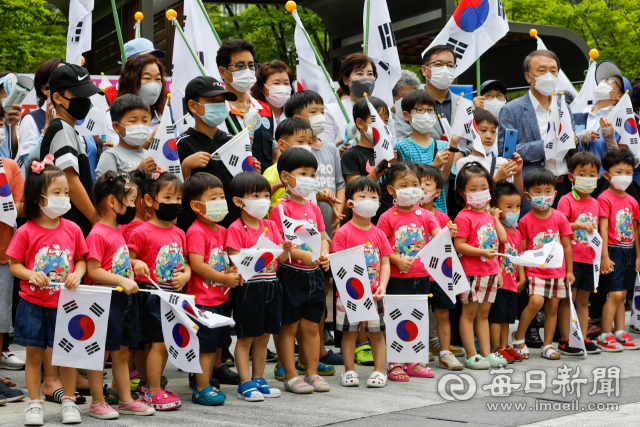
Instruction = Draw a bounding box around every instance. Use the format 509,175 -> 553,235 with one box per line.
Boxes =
373,286 -> 386,300
120,278 -> 139,295
566,272 -> 575,287
517,278 -> 526,293
581,222 -> 595,234
635,256 -> 640,273
396,257 -> 414,274
170,271 -> 190,291
282,241 -> 295,253
223,271 -> 242,288
512,152 -> 524,174
497,274 -> 503,289
600,117 -> 612,129
319,252 -> 330,271
132,259 -> 150,278
64,272 -> 81,290
448,224 -> 457,238
601,256 -> 615,274
482,249 -> 498,259
490,208 -> 502,220
29,271 -> 49,288
494,162 -> 514,182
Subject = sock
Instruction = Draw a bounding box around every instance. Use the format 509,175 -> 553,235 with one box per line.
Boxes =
614,330 -> 625,339
439,350 -> 449,357
600,332 -> 612,340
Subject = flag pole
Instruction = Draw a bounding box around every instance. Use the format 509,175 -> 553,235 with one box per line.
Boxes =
134,12 -> 143,39
195,0 -> 223,45
476,58 -> 481,97
110,0 -> 127,64
363,0 -> 371,56
166,9 -> 239,135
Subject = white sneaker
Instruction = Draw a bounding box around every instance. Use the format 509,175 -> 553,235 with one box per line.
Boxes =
615,332 -> 640,349
341,371 -> 360,387
61,399 -> 82,424
24,400 -> 44,426
439,352 -> 464,370
2,350 -> 25,370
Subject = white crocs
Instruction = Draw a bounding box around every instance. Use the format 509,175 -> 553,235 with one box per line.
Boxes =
366,371 -> 387,388
61,398 -> 82,424
24,400 -> 44,426
341,371 -> 360,387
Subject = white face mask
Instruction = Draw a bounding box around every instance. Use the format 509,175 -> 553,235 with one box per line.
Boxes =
465,189 -> 491,208
410,113 -> 436,134
484,98 -> 505,118
118,123 -> 150,147
308,114 -> 325,136
529,72 -> 558,96
572,175 -> 597,193
265,85 -> 291,108
138,82 -> 162,106
610,175 -> 633,191
0,126 -> 4,147
393,187 -> 423,206
197,200 -> 228,222
286,173 -> 317,198
40,195 -> 71,219
362,123 -> 374,143
426,66 -> 456,90
285,142 -> 312,152
228,69 -> 257,93
239,198 -> 270,219
594,81 -> 615,102
420,190 -> 437,205
394,98 -> 403,116
483,144 -> 494,155
349,199 -> 379,218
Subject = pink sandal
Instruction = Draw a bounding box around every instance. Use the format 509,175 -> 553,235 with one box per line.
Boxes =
404,363 -> 435,378
387,363 -> 410,382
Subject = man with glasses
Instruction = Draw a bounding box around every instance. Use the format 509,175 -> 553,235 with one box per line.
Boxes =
473,80 -> 508,119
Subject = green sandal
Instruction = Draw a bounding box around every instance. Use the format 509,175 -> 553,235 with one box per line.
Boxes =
464,355 -> 490,370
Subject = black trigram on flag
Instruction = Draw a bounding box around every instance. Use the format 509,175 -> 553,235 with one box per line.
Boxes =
429,257 -> 439,269
58,338 -> 74,353
627,108 -> 634,115
448,282 -> 453,291
86,119 -> 95,132
307,228 -> 318,236
636,313 -> 640,321
85,342 -> 100,355
591,237 -> 601,247
635,286 -> 640,293
446,37 -> 467,59
346,301 -> 357,311
229,155 -> 239,167
464,123 -> 471,134
354,265 -> 364,276
72,21 -> 83,42
186,349 -> 196,362
3,202 -> 14,212
453,272 -> 462,285
411,309 -> 424,321
166,125 -> 174,133
391,341 -> 403,352
150,138 -> 160,150
445,244 -> 452,253
381,140 -> 390,150
0,159 -> 4,168
371,115 -> 377,123
283,219 -> 293,229
559,133 -> 569,143
169,294 -> 179,305
164,310 -> 175,322
616,118 -> 623,127
412,341 -> 426,353
168,346 -> 178,359
241,257 -> 253,267
545,254 -> 554,264
389,308 -> 402,320
89,303 -> 104,317
337,267 -> 347,280
572,331 -> 582,341
63,300 -> 78,314
545,142 -> 554,150
377,22 -> 396,50
168,165 -> 181,174
15,157 -> 22,168
594,263 -> 600,273
377,60 -> 390,76
532,251 -> 544,257
631,137 -> 639,145
363,298 -> 373,310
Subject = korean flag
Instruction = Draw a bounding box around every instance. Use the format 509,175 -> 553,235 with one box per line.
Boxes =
452,98 -> 487,157
607,94 -> 640,161
496,243 -> 553,268
326,245 -> 377,323
157,290 -> 234,330
148,97 -> 183,180
212,127 -> 255,175
77,93 -> 110,138
587,231 -> 603,290
158,292 -> 201,373
365,95 -> 394,167
277,201 -> 321,261
384,295 -> 430,363
631,275 -> 640,332
568,299 -> 587,359
52,287 -> 112,370
0,159 -> 17,227
557,94 -> 576,156
229,234 -> 283,281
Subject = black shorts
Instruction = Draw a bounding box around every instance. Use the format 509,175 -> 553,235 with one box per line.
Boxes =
386,276 -> 429,295
488,288 -> 517,324
232,278 -> 282,338
105,291 -> 139,351
601,245 -> 636,292
278,265 -> 325,325
572,261 -> 595,292
138,291 -> 164,343
427,277 -> 457,310
195,305 -> 226,353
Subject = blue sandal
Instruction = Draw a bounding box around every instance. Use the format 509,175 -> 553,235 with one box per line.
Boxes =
253,377 -> 281,398
237,381 -> 264,402
192,386 -> 225,406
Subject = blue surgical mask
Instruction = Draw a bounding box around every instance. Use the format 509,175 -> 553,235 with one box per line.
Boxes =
527,193 -> 555,211
196,102 -> 229,127
501,211 -> 520,227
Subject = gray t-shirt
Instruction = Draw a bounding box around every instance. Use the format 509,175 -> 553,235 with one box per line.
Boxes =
95,145 -> 149,179
312,139 -> 346,237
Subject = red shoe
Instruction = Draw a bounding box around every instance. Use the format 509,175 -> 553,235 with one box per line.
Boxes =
495,347 -> 514,363
587,319 -> 602,339
504,345 -> 523,362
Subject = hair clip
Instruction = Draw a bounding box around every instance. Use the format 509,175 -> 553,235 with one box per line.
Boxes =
151,166 -> 167,180
120,173 -> 131,190
31,154 -> 55,174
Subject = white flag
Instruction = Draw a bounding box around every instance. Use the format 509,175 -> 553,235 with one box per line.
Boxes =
156,290 -> 234,330
229,234 -> 284,281
384,295 -> 430,363
52,287 -> 111,370
159,295 -> 201,373
543,98 -> 561,161
327,245 -> 378,323
213,128 -> 256,176
416,226 -> 469,303
536,36 -> 578,99
557,94 -> 576,155
630,275 -> 640,331
365,96 -> 393,166
364,0 -> 402,108
0,158 -> 17,227
439,115 -> 451,142
76,93 -> 110,137
148,98 -> 183,180
542,241 -> 564,269
586,231 -> 603,289
496,243 -> 553,268
66,0 -> 93,66
607,93 -> 640,158
452,98 -> 484,156
422,0 -> 509,77
99,74 -> 112,91
568,299 -> 587,359
277,202 -> 321,261
570,60 -> 597,113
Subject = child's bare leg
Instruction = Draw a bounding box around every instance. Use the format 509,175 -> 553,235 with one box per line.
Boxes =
514,295 -> 545,347
235,337 -> 254,385
341,331 -> 358,372
146,342 -> 168,394
368,331 -> 386,374
613,290 -> 628,332
25,347 -> 45,401
251,334 -> 270,379
475,301 -> 492,357
460,302 -> 479,357
543,297 -> 561,347
601,291 -> 624,334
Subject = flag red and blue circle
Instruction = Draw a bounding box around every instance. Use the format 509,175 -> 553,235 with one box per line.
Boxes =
0,173 -> 11,197
624,118 -> 638,135
162,138 -> 179,161
172,323 -> 190,348
372,127 -> 381,146
396,319 -> 419,342
182,300 -> 197,318
442,257 -> 453,278
346,278 -> 365,300
634,295 -> 640,311
454,0 -> 490,32
242,156 -> 256,171
254,253 -> 274,272
68,315 -> 95,341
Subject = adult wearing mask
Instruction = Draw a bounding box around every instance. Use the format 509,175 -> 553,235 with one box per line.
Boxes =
251,60 -> 295,163
473,80 -> 507,119
391,70 -> 422,141
0,73 -> 23,160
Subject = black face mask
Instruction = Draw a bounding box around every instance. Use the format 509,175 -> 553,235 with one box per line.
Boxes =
59,93 -> 92,120
350,78 -> 375,99
115,205 -> 137,225
155,202 -> 183,222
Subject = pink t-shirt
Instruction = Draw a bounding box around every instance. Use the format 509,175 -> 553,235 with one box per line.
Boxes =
127,222 -> 187,291
6,219 -> 88,308
226,219 -> 284,281
557,193 -> 600,263
86,223 -> 133,287
432,208 -> 452,229
120,220 -> 145,243
454,209 -> 499,276
330,221 -> 393,294
518,209 -> 572,279
186,220 -> 230,306
498,226 -> 521,292
597,189 -> 640,247
268,198 -> 325,271
377,206 -> 439,278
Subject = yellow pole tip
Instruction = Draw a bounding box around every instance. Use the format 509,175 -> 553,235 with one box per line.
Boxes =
135,12 -> 144,21
166,9 -> 177,20
541,263 -> 545,267
438,114 -> 441,118
448,220 -> 452,224
428,293 -> 433,297
285,1 -> 297,12
194,325 -> 199,330
572,318 -> 576,322
167,93 -> 171,99
366,242 -> 371,245
277,199 -> 281,204
553,91 -> 556,96
530,29 -> 538,37
101,72 -> 105,76
247,125 -> 252,129
589,49 -> 599,59
560,91 -> 564,96
626,90 -> 630,94
81,56 -> 85,66
363,92 -> 368,97
116,287 -> 123,292
460,92 -> 464,96
594,289 -> 598,293
264,227 -> 269,233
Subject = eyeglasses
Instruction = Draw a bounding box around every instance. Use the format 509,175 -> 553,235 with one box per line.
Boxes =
225,61 -> 259,71
427,61 -> 456,69
600,78 -> 623,93
411,108 -> 436,114
484,93 -> 506,101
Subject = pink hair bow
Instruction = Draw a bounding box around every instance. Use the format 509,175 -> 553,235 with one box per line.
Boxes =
31,154 -> 55,174
151,166 -> 167,180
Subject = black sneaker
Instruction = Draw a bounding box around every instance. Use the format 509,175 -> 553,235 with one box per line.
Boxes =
0,382 -> 24,402
213,365 -> 239,385
584,338 -> 602,354
558,339 -> 584,356
221,349 -> 235,367
266,348 -> 278,362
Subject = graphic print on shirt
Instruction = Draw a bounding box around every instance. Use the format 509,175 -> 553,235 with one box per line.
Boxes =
363,243 -> 381,290
155,243 -> 186,283
394,224 -> 425,258
203,247 -> 229,289
572,212 -> 596,245
477,223 -> 498,262
500,242 -> 517,282
615,208 -> 634,242
112,246 -> 133,279
532,229 -> 560,248
33,245 -> 71,292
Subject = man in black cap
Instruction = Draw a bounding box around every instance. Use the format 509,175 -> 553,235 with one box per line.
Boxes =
473,79 -> 508,119
40,64 -> 104,237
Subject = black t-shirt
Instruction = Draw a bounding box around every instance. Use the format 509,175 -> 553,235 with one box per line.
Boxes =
176,127 -> 236,231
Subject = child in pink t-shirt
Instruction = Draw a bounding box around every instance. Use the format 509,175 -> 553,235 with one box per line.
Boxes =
7,162 -> 87,418
453,162 -> 507,370
127,170 -> 191,410
378,162 -> 457,379
185,172 -> 241,405
512,168 -> 573,361
331,176 -> 392,388
84,172 -> 153,417
120,169 -> 148,242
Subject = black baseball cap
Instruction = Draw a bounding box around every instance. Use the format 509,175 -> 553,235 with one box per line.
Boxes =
184,76 -> 237,102
480,79 -> 507,95
48,64 -> 104,98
